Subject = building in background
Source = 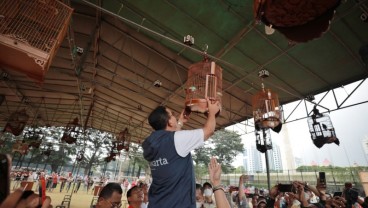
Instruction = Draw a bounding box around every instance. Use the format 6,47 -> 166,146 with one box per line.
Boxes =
267,144 -> 283,172
243,143 -> 283,173
243,144 -> 263,173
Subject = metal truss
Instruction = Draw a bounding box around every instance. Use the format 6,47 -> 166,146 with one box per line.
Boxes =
283,78 -> 368,123
236,78 -> 368,135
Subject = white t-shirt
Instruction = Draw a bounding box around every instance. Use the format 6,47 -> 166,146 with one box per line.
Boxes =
174,129 -> 205,157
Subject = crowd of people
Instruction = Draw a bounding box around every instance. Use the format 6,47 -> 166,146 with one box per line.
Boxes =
9,169 -> 114,194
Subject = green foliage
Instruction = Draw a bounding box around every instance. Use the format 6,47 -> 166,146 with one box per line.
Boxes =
193,129 -> 244,175
127,143 -> 148,177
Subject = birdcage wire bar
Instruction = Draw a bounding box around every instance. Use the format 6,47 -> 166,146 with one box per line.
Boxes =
185,60 -> 223,113
0,0 -> 73,53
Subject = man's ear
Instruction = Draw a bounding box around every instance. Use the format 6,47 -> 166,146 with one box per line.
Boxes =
167,119 -> 174,128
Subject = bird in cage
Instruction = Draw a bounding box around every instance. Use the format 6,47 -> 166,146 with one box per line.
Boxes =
307,106 -> 340,148
185,59 -> 222,116
253,87 -> 282,133
255,129 -> 273,153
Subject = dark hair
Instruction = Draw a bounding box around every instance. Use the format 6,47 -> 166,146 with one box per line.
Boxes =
203,182 -> 212,188
127,186 -> 139,198
99,183 -> 122,200
148,106 -> 169,130
126,186 -> 141,204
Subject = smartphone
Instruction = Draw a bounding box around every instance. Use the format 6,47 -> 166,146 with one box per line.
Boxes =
319,172 -> 326,187
0,154 -> 12,204
333,191 -> 343,197
247,193 -> 255,198
278,184 -> 293,192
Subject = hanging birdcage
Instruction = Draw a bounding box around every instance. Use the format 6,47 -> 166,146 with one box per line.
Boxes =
61,117 -> 83,144
12,140 -> 29,155
76,150 -> 84,162
105,150 -> 119,163
307,106 -> 339,148
0,0 -> 73,82
41,144 -> 53,157
3,109 -> 29,136
23,126 -> 43,148
185,58 -> 222,115
255,129 -> 273,153
252,70 -> 282,132
117,127 -> 130,151
252,87 -> 281,130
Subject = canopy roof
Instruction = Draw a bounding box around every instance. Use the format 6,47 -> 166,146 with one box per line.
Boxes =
1,0 -> 367,143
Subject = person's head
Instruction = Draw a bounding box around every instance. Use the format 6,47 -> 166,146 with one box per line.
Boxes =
196,183 -> 204,200
202,182 -> 213,197
148,106 -> 178,131
97,183 -> 123,208
127,186 -> 144,205
257,197 -> 267,208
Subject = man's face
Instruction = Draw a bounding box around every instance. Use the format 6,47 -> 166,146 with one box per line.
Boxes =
128,187 -> 144,204
258,202 -> 267,208
166,109 -> 178,128
97,191 -> 122,208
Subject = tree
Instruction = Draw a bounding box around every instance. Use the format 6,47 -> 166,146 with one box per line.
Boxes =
127,143 -> 148,178
193,129 -> 244,174
80,129 -> 112,176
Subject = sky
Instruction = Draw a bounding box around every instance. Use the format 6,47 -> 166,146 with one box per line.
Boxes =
227,79 -> 368,168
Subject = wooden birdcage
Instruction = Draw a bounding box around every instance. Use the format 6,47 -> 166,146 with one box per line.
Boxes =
61,117 -> 83,144
0,0 -> 73,83
116,127 -> 130,151
12,140 -> 29,155
185,59 -> 222,114
3,109 -> 29,136
252,87 -> 281,130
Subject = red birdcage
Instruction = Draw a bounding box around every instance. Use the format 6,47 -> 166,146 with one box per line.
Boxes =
3,109 -> 29,136
252,87 -> 281,130
12,140 -> 29,155
116,127 -> 131,151
185,59 -> 222,114
0,0 -> 73,83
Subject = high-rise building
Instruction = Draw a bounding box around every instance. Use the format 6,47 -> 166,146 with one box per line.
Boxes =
243,143 -> 283,173
267,143 -> 283,171
242,144 -> 263,173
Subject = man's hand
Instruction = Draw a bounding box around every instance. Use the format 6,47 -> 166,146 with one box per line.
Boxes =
0,189 -> 52,208
178,109 -> 189,124
269,185 -> 279,199
208,157 -> 222,186
207,98 -> 220,117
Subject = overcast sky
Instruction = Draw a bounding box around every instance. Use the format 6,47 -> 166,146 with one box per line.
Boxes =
228,79 -> 368,168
